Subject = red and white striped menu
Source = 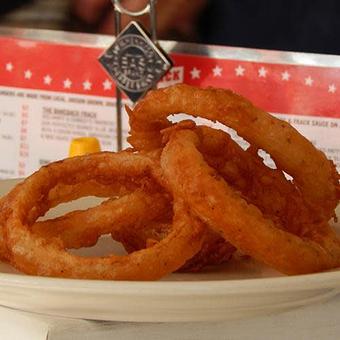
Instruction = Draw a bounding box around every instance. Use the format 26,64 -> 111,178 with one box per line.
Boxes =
0,29 -> 339,178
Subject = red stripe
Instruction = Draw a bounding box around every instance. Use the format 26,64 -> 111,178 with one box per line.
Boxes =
0,37 -> 339,118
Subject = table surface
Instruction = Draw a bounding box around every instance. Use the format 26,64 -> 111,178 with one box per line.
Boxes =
0,292 -> 340,340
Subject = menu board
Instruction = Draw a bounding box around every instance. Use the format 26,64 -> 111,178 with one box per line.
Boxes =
0,87 -> 120,177
0,30 -> 339,178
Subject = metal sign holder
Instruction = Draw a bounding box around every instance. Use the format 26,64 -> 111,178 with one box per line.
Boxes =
111,0 -> 158,151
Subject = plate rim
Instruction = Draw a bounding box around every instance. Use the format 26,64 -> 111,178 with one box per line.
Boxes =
0,269 -> 339,295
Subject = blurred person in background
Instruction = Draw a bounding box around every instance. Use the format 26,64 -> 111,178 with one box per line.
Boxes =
69,0 -> 207,42
0,0 -> 69,31
70,0 -> 340,54
1,0 -> 339,54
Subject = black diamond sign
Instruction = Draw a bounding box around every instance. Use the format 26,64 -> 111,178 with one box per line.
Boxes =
99,21 -> 172,102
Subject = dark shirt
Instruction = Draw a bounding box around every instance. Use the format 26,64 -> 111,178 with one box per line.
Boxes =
198,0 -> 340,55
0,0 -> 33,14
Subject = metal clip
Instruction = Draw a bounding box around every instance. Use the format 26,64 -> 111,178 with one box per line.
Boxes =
113,0 -> 156,41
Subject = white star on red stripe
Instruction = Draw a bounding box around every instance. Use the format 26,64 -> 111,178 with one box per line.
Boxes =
281,71 -> 290,81
235,65 -> 245,76
44,75 -> 52,85
258,67 -> 267,78
305,76 -> 314,86
103,79 -> 112,90
63,78 -> 72,89
83,80 -> 92,90
328,84 -> 336,93
5,62 -> 13,72
190,67 -> 201,79
212,65 -> 223,77
24,70 -> 32,79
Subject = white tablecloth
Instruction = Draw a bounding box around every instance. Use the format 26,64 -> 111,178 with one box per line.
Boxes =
1,293 -> 340,340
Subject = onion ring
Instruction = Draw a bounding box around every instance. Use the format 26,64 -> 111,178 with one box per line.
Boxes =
2,167 -> 121,262
32,189 -> 170,249
32,187 -> 235,272
160,127 -> 340,275
1,151 -> 205,280
0,174 -> 162,261
128,84 -> 339,221
112,219 -> 235,272
191,124 -> 324,235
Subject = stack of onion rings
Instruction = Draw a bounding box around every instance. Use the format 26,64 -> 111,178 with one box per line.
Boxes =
129,84 -> 339,222
0,84 -> 338,279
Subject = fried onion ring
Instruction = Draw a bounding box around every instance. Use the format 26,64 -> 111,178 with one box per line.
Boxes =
1,151 -> 205,280
160,127 -> 340,275
112,219 -> 235,272
0,174 -> 162,261
192,124 -> 324,235
128,84 -> 339,221
32,188 -> 235,272
32,189 -> 170,249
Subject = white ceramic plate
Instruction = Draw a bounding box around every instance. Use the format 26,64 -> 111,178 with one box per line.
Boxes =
0,178 -> 339,322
